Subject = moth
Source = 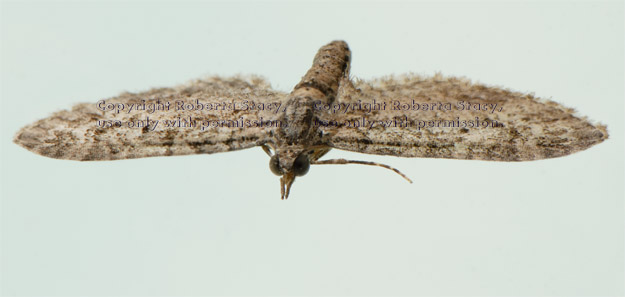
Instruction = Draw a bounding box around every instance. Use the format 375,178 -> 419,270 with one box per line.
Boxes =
14,40 -> 608,199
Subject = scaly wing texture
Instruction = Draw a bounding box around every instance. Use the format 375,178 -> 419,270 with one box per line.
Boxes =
14,76 -> 287,161
320,74 -> 607,161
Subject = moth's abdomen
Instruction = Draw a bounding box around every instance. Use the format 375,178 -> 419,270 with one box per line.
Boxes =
293,40 -> 350,102
276,40 -> 352,146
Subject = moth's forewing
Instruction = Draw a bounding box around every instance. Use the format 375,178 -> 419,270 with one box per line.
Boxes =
319,74 -> 607,161
14,76 -> 288,161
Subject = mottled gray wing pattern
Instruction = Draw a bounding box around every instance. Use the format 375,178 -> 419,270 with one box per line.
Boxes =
14,76 -> 287,161
320,74 -> 607,161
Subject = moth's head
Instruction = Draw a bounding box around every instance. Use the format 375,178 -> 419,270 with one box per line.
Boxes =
269,149 -> 310,200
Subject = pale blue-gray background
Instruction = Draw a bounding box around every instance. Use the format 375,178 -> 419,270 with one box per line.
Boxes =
1,1 -> 623,296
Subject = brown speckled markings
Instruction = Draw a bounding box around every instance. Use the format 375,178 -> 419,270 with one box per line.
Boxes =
14,40 -> 608,199
320,74 -> 607,161
14,76 -> 286,161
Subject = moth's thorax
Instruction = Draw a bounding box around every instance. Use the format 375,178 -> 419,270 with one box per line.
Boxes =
277,91 -> 324,145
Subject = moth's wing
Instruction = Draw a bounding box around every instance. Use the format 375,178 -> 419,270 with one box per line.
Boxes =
14,76 -> 287,161
319,74 -> 607,161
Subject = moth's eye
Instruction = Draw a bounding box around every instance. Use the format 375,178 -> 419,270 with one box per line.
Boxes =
269,155 -> 284,176
292,153 -> 310,177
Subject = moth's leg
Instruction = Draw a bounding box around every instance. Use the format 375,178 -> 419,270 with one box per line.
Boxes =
311,158 -> 413,183
307,147 -> 331,162
261,144 -> 274,157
